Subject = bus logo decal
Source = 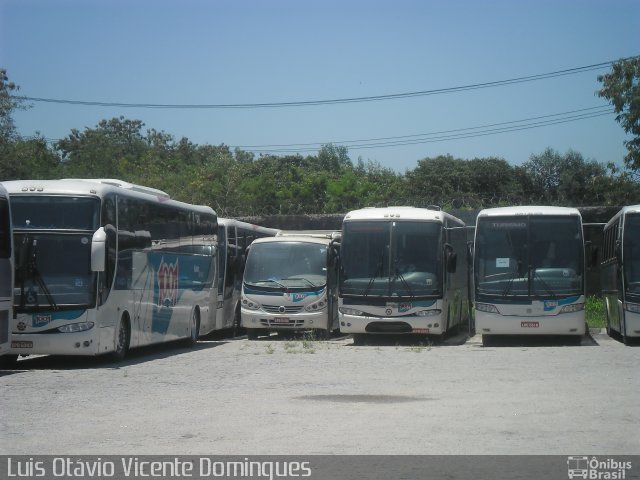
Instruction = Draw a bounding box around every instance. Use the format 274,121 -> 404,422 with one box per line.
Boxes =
33,314 -> 52,328
157,258 -> 179,307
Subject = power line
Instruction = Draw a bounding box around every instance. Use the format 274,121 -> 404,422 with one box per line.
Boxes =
16,105 -> 615,153
236,106 -> 611,148
12,57 -> 637,110
239,108 -> 615,153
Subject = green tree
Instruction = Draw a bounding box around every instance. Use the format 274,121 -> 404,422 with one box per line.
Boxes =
597,57 -> 640,170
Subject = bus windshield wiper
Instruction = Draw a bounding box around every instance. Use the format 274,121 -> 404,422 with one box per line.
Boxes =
363,248 -> 386,297
252,279 -> 287,288
285,277 -> 318,288
531,267 -> 557,299
17,235 -> 58,310
502,260 -> 523,298
391,268 -> 415,299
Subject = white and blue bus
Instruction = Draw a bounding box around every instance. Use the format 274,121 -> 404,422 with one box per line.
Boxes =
241,231 -> 339,340
0,183 -> 13,361
338,207 -> 469,345
216,219 -> 279,334
473,206 -> 586,346
4,179 -> 218,363
601,205 -> 640,345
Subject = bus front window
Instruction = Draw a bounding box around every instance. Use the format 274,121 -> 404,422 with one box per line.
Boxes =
624,213 -> 640,295
475,216 -> 583,300
244,242 -> 328,289
11,196 -> 100,310
340,221 -> 442,298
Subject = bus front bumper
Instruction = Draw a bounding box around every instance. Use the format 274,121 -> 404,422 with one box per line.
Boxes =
9,329 -> 101,356
339,314 -> 444,335
241,308 -> 330,331
476,311 -> 586,335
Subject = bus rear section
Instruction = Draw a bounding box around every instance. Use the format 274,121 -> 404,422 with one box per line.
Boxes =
241,233 -> 338,339
337,207 -> 469,345
0,183 -> 13,359
473,206 -> 586,346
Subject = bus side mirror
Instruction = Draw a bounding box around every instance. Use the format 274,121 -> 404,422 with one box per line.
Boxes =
91,227 -> 107,272
615,240 -> 622,265
444,244 -> 457,273
466,241 -> 473,266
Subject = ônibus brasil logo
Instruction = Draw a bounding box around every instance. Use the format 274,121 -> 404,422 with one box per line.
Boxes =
157,258 -> 179,308
567,456 -> 632,479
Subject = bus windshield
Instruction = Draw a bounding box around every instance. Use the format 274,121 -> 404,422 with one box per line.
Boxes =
475,215 -> 584,300
624,213 -> 640,295
11,196 -> 100,310
244,242 -> 328,290
340,221 -> 442,298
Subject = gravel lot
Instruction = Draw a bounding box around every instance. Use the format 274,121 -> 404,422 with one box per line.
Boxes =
1,331 -> 638,455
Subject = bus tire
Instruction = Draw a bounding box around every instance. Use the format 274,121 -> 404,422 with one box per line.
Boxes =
184,308 -> 200,347
233,305 -> 243,338
0,354 -> 19,369
353,333 -> 366,346
482,334 -> 494,347
111,314 -> 131,362
315,327 -> 331,340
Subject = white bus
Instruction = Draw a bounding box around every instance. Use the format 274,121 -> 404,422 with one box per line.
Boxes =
337,207 -> 469,345
241,231 -> 339,339
473,206 -> 586,346
0,183 -> 13,361
216,218 -> 279,334
4,179 -> 218,363
601,205 -> 640,345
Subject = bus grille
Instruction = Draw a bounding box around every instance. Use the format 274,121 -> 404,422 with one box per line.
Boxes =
262,305 -> 304,314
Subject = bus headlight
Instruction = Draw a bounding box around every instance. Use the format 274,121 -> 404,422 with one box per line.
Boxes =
339,307 -> 364,316
559,303 -> 584,314
624,302 -> 640,313
305,297 -> 328,312
241,295 -> 260,311
475,303 -> 500,314
57,322 -> 95,333
416,309 -> 442,317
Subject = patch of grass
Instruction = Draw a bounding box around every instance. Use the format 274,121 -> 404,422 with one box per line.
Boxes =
586,295 -> 606,328
265,344 -> 275,354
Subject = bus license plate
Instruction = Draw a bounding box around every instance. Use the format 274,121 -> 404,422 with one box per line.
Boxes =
521,321 -> 539,328
272,317 -> 290,324
12,341 -> 33,349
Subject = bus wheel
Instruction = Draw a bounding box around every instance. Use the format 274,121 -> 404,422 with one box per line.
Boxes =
353,333 -> 366,346
185,309 -> 200,347
0,354 -> 18,369
233,306 -> 243,338
315,327 -> 331,340
481,335 -> 494,347
111,315 -> 130,362
247,329 -> 259,340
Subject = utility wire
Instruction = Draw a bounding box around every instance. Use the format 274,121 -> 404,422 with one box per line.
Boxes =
11,57 -> 637,110
236,106 -> 611,148
238,108 -> 614,153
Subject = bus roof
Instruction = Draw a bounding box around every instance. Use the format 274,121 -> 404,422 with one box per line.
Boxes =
218,218 -> 280,236
276,230 -> 339,239
2,179 -> 216,216
250,235 -> 333,247
604,205 -> 640,230
477,206 -> 581,219
343,206 -> 463,225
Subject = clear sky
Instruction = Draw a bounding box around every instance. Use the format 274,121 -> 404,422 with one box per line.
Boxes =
1,0 -> 638,173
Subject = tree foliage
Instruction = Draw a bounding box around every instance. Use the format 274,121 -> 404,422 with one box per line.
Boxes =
598,57 -> 640,170
1,70 -> 640,215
